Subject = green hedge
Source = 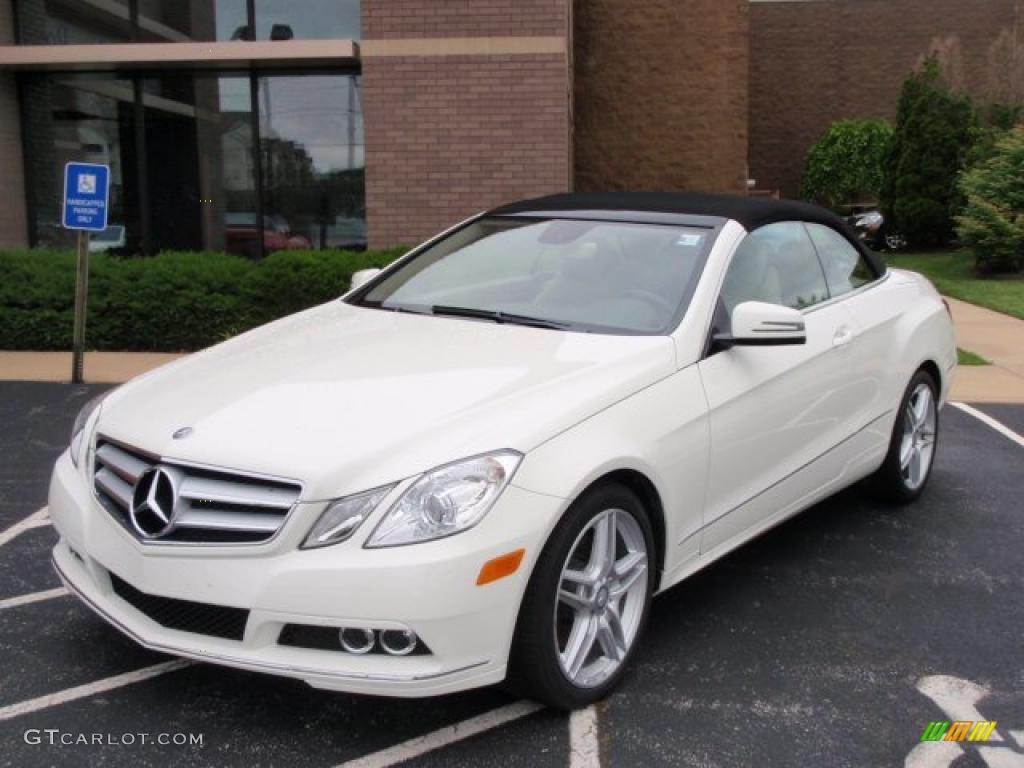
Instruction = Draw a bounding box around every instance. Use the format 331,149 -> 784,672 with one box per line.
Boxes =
957,126 -> 1024,274
802,119 -> 894,209
0,247 -> 408,352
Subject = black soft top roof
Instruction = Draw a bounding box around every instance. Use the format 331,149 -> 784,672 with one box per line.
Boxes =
489,191 -> 887,276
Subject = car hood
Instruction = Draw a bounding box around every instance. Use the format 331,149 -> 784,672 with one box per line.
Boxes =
98,302 -> 676,500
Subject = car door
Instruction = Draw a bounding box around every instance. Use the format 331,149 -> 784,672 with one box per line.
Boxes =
804,222 -> 909,431
697,222 -> 863,555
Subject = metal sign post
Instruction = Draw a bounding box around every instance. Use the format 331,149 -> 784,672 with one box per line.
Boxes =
71,230 -> 90,384
62,162 -> 110,384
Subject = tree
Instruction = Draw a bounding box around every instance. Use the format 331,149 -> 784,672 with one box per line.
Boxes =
880,57 -> 975,248
957,125 -> 1024,274
801,119 -> 893,210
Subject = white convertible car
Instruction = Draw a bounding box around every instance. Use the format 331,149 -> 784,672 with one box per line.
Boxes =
50,193 -> 956,709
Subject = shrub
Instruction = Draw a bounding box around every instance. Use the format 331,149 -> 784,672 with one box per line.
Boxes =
957,126 -> 1024,274
880,57 -> 975,248
0,247 -> 409,352
801,119 -> 894,209
241,247 -> 405,326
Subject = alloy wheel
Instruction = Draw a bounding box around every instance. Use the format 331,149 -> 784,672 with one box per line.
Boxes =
554,508 -> 649,688
899,382 -> 937,491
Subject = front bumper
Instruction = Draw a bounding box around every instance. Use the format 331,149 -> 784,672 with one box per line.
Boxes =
49,450 -> 561,697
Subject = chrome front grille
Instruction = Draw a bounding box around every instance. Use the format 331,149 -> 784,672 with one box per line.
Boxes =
93,439 -> 302,544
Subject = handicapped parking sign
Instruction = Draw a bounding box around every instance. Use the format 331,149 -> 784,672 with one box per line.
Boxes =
62,162 -> 110,231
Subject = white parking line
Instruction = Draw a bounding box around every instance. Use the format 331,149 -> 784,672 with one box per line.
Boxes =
951,402 -> 1024,448
335,700 -> 543,768
0,586 -> 69,611
0,660 -> 192,722
0,507 -> 51,549
569,705 -> 601,768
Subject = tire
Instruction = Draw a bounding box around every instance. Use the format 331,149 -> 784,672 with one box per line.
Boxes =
506,483 -> 656,710
870,369 -> 940,503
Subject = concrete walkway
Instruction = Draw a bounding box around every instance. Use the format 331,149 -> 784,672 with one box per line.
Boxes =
0,351 -> 182,384
947,298 -> 1024,404
0,297 -> 1021,402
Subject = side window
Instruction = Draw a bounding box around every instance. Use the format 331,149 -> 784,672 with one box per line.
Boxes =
805,223 -> 876,298
720,222 -> 829,316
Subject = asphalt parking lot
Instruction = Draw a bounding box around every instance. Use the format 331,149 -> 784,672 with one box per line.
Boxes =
1,381 -> 1021,767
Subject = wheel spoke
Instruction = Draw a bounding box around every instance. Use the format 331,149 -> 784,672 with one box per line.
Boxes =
900,436 -> 914,470
562,568 -> 598,588
597,607 -> 627,662
565,615 -> 599,678
912,389 -> 931,428
908,447 -> 922,487
610,551 -> 647,597
589,510 -> 618,578
558,588 -> 590,614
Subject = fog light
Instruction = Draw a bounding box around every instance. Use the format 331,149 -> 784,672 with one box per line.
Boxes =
379,628 -> 417,656
338,627 -> 375,654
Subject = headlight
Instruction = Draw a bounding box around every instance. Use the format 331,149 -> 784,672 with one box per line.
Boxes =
70,393 -> 106,468
301,485 -> 395,549
366,451 -> 522,548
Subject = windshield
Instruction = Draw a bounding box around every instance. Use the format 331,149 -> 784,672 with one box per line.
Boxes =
351,217 -> 715,334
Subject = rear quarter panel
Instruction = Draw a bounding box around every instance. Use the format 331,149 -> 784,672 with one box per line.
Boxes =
850,269 -> 956,428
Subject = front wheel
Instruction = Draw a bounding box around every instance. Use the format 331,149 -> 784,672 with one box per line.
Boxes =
507,484 -> 656,709
870,370 -> 939,503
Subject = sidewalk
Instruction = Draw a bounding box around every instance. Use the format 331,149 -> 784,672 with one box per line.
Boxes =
946,298 -> 1024,404
0,351 -> 182,384
0,298 -> 1021,402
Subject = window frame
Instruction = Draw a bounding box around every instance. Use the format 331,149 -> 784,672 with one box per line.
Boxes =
703,219 -> 889,357
801,221 -> 886,311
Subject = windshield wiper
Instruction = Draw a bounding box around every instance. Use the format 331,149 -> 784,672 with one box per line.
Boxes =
431,305 -> 571,330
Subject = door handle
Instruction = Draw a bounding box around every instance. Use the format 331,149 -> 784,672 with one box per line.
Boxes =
832,326 -> 854,348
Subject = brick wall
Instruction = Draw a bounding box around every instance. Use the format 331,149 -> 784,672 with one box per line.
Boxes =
0,0 -> 28,248
361,1 -> 571,248
750,0 -> 1024,199
363,0 -> 566,39
573,0 -> 750,195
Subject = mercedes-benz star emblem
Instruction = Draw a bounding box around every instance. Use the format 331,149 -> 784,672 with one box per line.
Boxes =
172,427 -> 193,440
130,466 -> 179,538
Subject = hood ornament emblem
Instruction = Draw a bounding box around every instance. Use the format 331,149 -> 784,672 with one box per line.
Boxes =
172,427 -> 193,440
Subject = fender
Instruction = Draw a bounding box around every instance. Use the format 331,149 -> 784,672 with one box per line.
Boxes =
512,364 -> 711,585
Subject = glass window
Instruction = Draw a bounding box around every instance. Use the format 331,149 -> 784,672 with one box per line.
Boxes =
259,74 -> 364,252
721,222 -> 829,314
20,73 -> 137,250
17,1 -> 253,44
135,0 -> 248,42
254,0 -> 360,41
17,0 -> 134,44
141,74 -> 256,254
805,223 -> 876,298
356,218 -> 714,334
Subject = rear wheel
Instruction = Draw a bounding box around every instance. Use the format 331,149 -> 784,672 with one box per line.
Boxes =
507,484 -> 655,709
871,370 -> 939,502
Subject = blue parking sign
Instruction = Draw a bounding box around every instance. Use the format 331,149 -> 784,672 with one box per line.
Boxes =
63,162 -> 110,231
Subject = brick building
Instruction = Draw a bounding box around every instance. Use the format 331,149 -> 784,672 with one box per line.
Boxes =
749,0 -> 1024,198
0,1 -> 1019,253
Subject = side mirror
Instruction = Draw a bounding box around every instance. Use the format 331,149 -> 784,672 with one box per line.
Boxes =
349,268 -> 382,292
714,301 -> 806,349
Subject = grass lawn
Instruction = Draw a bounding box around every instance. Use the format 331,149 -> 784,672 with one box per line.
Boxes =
957,347 -> 990,366
885,249 -> 1024,320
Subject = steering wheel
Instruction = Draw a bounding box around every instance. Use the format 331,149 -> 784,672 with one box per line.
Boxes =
622,288 -> 675,318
